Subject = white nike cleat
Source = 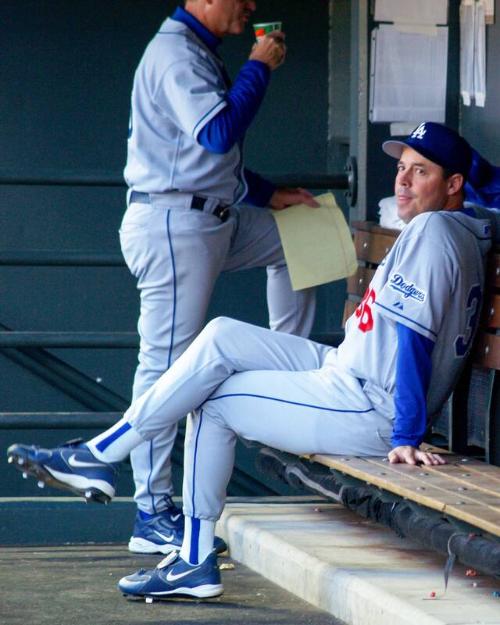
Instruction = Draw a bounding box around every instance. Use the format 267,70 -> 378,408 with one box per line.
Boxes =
6,440 -> 118,503
118,550 -> 223,599
128,502 -> 227,555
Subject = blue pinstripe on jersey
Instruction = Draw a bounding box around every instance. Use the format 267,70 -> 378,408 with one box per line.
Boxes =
374,301 -> 438,339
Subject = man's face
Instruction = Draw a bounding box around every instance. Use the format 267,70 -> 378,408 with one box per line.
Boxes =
209,0 -> 256,36
394,146 -> 451,223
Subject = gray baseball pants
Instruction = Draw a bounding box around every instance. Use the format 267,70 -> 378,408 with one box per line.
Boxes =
109,317 -> 394,521
119,198 -> 316,513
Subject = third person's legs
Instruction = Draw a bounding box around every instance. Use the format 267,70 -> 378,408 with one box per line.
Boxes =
119,199 -> 233,537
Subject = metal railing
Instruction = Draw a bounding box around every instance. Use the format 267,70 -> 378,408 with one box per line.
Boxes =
0,251 -> 124,266
0,171 -> 350,190
0,332 -> 138,348
0,412 -> 122,429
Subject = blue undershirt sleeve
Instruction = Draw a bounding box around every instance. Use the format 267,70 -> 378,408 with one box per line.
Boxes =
197,60 -> 270,155
241,168 -> 276,207
392,323 -> 435,449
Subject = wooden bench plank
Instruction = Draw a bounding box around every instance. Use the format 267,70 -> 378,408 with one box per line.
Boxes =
346,267 -> 376,298
313,454 -> 500,511
359,456 -> 500,535
353,457 -> 500,510
484,294 -> 500,329
487,252 -> 500,289
309,453 -> 500,536
424,466 -> 500,498
310,455 -> 448,512
472,332 -> 500,369
351,221 -> 401,237
354,230 -> 396,264
424,457 -> 500,480
441,505 -> 500,537
365,452 -> 500,478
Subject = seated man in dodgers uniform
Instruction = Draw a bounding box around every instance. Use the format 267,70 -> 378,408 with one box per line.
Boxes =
8,122 -> 499,601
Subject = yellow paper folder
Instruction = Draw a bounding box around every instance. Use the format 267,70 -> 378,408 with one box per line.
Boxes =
272,192 -> 357,291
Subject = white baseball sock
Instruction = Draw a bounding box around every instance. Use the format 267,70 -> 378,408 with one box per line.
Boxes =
180,516 -> 215,565
86,416 -> 144,463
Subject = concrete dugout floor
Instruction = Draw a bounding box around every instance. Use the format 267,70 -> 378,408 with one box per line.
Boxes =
0,544 -> 342,625
217,501 -> 500,625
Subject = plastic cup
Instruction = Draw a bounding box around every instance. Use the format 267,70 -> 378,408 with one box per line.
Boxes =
253,22 -> 282,41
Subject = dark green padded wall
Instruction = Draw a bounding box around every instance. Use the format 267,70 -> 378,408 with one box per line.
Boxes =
0,0 -> 332,497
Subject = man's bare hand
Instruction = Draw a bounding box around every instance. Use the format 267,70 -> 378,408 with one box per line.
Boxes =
270,187 -> 319,210
250,32 -> 286,70
388,445 -> 446,466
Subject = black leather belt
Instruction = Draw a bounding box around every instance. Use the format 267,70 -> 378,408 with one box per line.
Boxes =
129,190 -> 229,223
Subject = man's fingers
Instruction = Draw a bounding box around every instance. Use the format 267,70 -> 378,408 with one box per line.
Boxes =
416,451 -> 447,466
388,446 -> 417,464
250,33 -> 287,70
419,454 -> 433,466
296,188 -> 320,207
268,30 -> 286,42
388,450 -> 404,463
287,189 -> 320,207
428,453 -> 447,465
302,197 -> 320,208
389,446 -> 448,466
270,188 -> 319,209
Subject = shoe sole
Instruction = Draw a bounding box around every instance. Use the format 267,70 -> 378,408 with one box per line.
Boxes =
128,537 -> 180,555
7,450 -> 113,504
122,583 -> 224,600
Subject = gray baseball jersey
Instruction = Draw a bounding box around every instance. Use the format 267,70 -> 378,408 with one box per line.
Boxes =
338,210 -> 492,418
124,17 -> 246,204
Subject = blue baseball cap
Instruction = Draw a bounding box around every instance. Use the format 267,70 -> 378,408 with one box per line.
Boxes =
382,122 -> 472,178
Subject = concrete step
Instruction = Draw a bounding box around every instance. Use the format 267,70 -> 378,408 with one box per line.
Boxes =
217,500 -> 500,625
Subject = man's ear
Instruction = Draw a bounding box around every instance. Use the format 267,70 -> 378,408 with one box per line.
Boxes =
447,173 -> 465,196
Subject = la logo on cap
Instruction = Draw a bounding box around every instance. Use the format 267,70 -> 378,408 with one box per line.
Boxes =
411,123 -> 427,140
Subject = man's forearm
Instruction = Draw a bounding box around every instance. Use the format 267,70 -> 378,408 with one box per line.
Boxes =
197,61 -> 270,154
242,169 -> 276,207
392,323 -> 434,449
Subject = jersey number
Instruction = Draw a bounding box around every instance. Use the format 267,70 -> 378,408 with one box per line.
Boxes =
355,288 -> 376,333
454,284 -> 482,357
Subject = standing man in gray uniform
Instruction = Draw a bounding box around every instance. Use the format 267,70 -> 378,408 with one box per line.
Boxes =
120,0 -> 318,554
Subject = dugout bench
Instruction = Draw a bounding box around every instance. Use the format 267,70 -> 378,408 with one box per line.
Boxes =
256,221 -> 500,577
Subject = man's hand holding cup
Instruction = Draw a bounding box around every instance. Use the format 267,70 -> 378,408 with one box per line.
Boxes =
250,22 -> 286,70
